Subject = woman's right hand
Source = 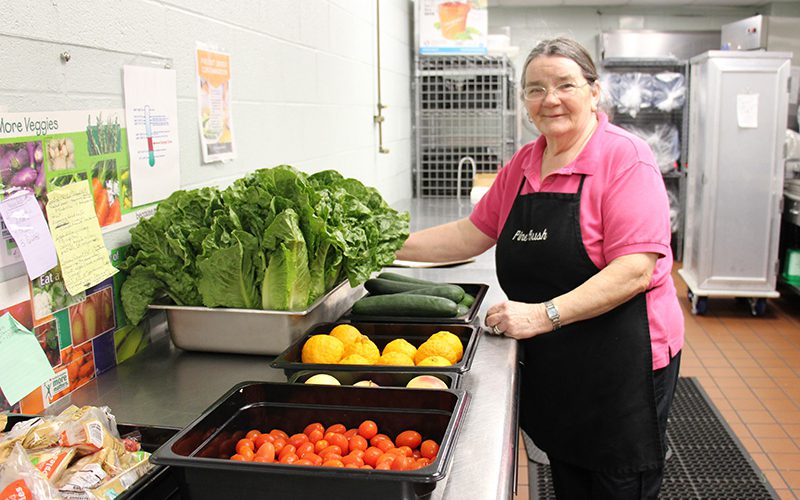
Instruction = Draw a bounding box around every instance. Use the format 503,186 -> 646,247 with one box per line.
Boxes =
485,300 -> 551,340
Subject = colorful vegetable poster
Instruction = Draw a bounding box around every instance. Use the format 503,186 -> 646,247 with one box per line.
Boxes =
418,0 -> 488,54
0,108 -> 160,267
123,65 -> 181,206
196,42 -> 236,163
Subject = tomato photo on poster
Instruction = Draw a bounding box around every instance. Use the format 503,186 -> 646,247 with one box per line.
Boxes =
0,300 -> 33,330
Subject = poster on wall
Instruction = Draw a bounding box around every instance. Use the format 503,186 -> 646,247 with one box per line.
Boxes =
196,42 -> 236,163
0,108 -> 161,266
418,0 -> 488,55
123,65 -> 181,206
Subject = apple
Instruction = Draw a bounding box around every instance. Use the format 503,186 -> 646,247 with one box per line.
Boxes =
406,375 -> 448,390
304,374 -> 341,385
353,380 -> 380,388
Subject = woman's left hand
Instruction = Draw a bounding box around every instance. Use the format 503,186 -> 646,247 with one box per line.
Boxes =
485,301 -> 550,340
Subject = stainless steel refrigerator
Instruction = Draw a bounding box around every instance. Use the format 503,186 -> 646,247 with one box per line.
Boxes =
679,50 -> 792,316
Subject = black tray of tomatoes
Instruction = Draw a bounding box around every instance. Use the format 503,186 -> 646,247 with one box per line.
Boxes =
150,381 -> 470,500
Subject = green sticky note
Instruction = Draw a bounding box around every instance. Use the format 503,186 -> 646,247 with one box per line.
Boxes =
0,312 -> 57,405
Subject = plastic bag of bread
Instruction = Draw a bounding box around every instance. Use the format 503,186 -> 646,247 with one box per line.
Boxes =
28,447 -> 77,483
0,417 -> 43,463
0,443 -> 62,499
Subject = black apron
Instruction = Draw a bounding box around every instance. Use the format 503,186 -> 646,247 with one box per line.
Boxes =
496,174 -> 663,474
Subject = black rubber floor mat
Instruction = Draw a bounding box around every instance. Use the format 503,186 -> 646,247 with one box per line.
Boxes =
526,377 -> 778,499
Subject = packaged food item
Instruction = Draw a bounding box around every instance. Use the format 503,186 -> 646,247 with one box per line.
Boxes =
0,417 -> 42,463
22,406 -> 86,450
0,443 -> 62,500
87,451 -> 152,500
29,447 -> 77,482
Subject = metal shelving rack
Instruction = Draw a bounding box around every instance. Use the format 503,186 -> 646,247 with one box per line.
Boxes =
601,58 -> 690,260
413,55 -> 519,198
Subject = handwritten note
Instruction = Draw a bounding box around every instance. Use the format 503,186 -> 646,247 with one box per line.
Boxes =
46,182 -> 117,295
0,191 -> 58,279
0,312 -> 56,405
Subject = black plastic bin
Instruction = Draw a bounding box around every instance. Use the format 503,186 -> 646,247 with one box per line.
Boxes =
287,369 -> 461,389
150,381 -> 470,500
343,283 -> 489,324
271,321 -> 480,378
3,414 -> 181,499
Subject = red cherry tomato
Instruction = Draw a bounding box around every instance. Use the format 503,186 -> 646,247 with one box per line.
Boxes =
322,459 -> 345,467
235,438 -> 255,455
420,440 -> 439,460
325,433 -> 349,454
254,434 -> 274,449
370,433 -> 391,447
391,455 -> 410,470
303,452 -> 323,466
279,453 -> 299,464
304,423 -> 324,436
278,444 -> 297,461
349,435 -> 368,452
314,439 -> 330,454
255,442 -> 275,462
245,429 -> 261,441
253,455 -> 272,463
289,433 -> 309,448
363,447 -> 383,467
395,430 -> 422,449
308,429 -> 324,444
326,423 -> 346,434
358,420 -> 378,440
296,442 -> 315,457
269,429 -> 289,441
344,428 -> 359,440
294,458 -> 314,466
230,454 -> 248,461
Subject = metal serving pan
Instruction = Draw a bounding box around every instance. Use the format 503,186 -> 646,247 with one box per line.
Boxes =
342,283 -> 489,324
148,281 -> 364,355
150,381 -> 469,500
271,321 -> 479,377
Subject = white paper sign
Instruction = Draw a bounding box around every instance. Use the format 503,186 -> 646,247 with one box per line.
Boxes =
0,191 -> 58,279
737,93 -> 759,129
123,65 -> 181,205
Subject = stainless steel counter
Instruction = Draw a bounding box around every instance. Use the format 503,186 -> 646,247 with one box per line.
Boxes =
61,198 -> 520,500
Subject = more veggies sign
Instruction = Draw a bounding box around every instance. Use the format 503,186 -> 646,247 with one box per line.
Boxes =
0,109 -> 156,268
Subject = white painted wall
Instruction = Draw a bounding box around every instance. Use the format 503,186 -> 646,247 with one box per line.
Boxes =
0,0 -> 413,203
0,0 -> 413,282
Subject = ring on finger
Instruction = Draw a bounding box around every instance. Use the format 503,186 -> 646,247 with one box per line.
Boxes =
491,325 -> 501,335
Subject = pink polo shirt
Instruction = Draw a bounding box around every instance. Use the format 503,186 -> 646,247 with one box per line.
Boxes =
471,112 -> 684,370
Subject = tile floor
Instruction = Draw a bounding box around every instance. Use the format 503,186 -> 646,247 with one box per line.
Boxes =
514,266 -> 800,499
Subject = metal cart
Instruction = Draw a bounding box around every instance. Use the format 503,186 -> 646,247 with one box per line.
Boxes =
413,55 -> 518,198
678,51 -> 792,316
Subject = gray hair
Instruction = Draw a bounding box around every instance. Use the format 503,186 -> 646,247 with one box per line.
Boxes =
520,37 -> 599,94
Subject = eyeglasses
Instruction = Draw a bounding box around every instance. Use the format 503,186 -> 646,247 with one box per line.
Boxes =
522,81 -> 590,102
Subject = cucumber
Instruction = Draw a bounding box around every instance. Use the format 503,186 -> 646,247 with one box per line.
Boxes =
364,278 -> 433,295
459,293 -> 475,307
456,304 -> 469,317
398,284 -> 465,303
352,294 -> 459,318
377,272 -> 439,286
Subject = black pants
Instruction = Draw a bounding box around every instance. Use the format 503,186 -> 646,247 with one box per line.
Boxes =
549,351 -> 682,500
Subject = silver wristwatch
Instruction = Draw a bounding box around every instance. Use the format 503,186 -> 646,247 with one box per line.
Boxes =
544,300 -> 561,331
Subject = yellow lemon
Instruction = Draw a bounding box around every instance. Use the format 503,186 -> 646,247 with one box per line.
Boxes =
414,338 -> 459,365
343,336 -> 380,364
329,324 -> 363,345
382,338 -> 417,360
417,355 -> 452,367
428,331 -> 463,362
376,351 -> 415,366
301,335 -> 345,364
339,354 -> 370,365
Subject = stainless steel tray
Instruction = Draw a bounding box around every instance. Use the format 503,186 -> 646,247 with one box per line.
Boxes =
148,281 -> 364,355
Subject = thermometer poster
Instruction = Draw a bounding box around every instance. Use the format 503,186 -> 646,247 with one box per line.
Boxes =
196,42 -> 236,163
122,65 -> 181,206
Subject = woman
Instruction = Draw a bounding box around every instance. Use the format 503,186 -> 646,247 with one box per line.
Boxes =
398,37 -> 684,498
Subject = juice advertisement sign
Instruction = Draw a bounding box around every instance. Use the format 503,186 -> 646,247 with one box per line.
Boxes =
419,0 -> 487,54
